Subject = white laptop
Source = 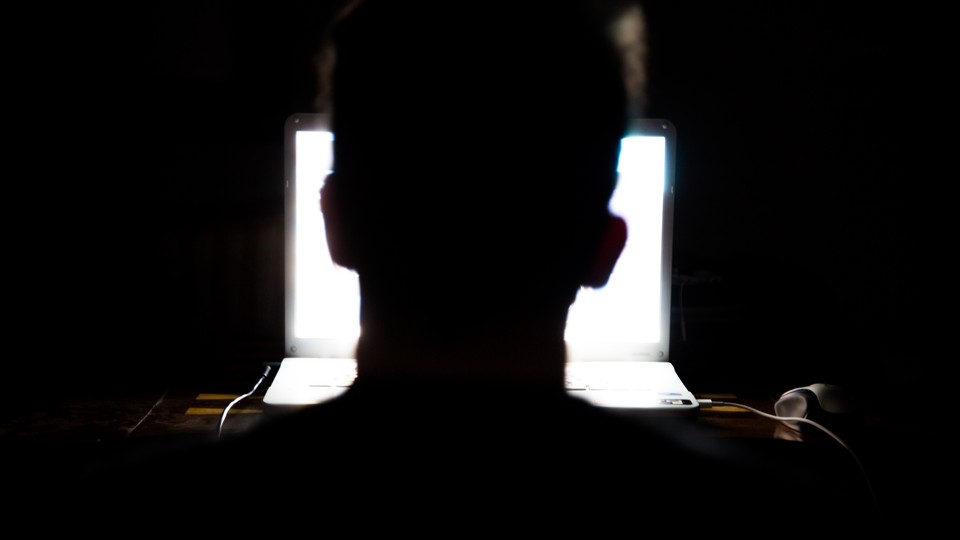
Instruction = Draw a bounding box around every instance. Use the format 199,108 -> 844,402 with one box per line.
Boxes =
263,113 -> 699,414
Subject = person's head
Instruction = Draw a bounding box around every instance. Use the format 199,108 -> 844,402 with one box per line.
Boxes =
317,0 -> 645,339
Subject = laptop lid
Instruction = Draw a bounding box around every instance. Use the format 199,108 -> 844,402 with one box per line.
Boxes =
283,113 -> 676,360
565,118 -> 676,364
283,113 -> 357,360
271,113 -> 691,411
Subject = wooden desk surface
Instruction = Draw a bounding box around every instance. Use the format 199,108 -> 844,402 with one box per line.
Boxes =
0,365 -> 946,532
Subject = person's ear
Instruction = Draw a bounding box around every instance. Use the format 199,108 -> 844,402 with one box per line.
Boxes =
582,214 -> 627,288
319,174 -> 359,270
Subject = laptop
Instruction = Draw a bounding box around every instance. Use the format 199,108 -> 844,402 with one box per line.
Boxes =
263,113 -> 698,414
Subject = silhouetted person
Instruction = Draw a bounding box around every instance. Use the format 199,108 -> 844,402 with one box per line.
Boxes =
57,1 -> 878,534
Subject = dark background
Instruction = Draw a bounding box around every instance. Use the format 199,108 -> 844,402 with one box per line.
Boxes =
9,2 -> 948,420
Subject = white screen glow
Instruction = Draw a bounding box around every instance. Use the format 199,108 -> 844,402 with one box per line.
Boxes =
565,135 -> 665,343
292,131 -> 668,351
293,130 -> 361,339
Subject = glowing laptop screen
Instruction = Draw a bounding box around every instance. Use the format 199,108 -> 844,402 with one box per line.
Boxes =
284,114 -> 675,362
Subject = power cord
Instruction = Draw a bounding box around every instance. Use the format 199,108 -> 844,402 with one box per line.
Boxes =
217,364 -> 273,440
699,398 -> 879,510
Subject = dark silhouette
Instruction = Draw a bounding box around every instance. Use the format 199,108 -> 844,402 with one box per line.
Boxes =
54,1 -> 878,534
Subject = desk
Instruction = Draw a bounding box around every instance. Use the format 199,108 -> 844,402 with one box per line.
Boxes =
0,367 -> 945,532
697,393 -> 946,533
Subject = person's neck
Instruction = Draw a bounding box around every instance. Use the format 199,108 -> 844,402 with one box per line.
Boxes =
353,317 -> 568,389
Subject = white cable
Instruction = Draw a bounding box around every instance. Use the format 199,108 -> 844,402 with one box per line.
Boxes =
707,399 -> 878,510
217,365 -> 272,440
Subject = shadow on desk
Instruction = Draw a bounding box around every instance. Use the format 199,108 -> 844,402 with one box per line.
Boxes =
0,372 -> 945,533
697,393 -> 946,531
